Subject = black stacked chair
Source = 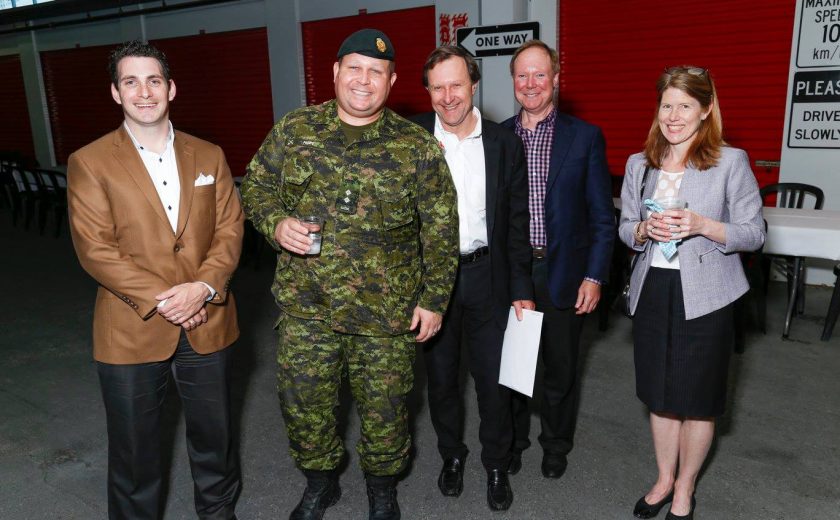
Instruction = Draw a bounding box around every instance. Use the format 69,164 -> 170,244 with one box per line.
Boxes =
761,183 -> 825,211
0,160 -> 15,211
11,166 -> 45,230
822,264 -> 840,342
0,153 -> 25,216
759,183 -> 824,337
36,169 -> 68,237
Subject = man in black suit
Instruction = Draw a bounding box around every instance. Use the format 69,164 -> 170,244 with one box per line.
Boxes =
412,45 -> 534,512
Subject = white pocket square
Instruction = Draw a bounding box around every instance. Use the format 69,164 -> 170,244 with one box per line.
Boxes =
194,173 -> 215,186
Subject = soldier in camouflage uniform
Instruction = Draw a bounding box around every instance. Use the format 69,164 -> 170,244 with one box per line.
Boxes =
240,29 -> 458,520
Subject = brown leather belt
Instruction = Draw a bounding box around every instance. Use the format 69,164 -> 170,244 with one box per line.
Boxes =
532,247 -> 547,259
459,246 -> 489,264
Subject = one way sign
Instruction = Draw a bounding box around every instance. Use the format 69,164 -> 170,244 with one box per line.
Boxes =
456,22 -> 540,58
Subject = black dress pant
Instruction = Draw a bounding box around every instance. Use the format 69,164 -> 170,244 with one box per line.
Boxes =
511,257 -> 583,456
97,331 -> 240,520
424,255 -> 512,471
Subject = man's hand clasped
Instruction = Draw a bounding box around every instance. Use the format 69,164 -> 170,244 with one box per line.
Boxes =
156,282 -> 211,330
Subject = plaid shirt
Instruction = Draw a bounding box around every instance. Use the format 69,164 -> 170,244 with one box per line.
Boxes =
514,109 -> 602,285
514,109 -> 556,249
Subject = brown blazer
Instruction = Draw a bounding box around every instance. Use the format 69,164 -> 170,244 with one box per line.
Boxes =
68,126 -> 244,364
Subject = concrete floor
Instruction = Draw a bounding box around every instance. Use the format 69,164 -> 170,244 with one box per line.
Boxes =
1,213 -> 838,520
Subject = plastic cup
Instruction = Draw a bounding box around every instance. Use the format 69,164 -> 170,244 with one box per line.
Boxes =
655,198 -> 686,233
656,197 -> 687,210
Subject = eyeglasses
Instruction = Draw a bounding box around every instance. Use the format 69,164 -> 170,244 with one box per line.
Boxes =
664,66 -> 707,77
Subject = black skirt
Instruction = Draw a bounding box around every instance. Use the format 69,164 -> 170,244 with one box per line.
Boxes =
633,267 -> 733,417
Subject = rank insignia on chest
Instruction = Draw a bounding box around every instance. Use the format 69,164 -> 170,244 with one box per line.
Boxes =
335,179 -> 360,214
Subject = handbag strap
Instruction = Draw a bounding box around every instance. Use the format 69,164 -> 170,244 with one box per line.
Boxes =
638,165 -> 651,221
629,165 -> 652,271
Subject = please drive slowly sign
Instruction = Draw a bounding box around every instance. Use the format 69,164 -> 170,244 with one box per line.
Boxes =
788,69 -> 840,148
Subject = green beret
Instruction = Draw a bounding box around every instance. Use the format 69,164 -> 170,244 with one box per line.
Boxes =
337,28 -> 394,61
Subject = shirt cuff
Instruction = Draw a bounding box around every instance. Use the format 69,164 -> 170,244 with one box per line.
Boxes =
584,276 -> 603,286
199,281 -> 217,301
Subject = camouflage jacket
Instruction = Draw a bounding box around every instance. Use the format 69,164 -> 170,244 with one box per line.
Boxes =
241,100 -> 459,336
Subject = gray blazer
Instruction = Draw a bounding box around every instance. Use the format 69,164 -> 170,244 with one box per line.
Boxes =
618,147 -> 765,319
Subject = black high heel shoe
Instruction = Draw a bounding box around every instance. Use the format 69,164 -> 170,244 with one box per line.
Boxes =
664,495 -> 696,520
633,491 -> 674,518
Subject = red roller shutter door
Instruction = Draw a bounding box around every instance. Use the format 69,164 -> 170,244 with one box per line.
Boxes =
0,55 -> 36,164
559,0 -> 794,190
152,28 -> 273,177
301,6 -> 435,117
41,44 -> 119,164
41,28 -> 273,175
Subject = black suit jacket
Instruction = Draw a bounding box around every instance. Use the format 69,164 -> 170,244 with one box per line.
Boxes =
411,112 -> 533,325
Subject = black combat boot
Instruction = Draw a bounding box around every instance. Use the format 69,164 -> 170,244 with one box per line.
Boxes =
289,469 -> 341,520
365,474 -> 401,520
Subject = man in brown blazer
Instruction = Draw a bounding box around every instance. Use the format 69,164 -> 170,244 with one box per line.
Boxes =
67,40 -> 244,520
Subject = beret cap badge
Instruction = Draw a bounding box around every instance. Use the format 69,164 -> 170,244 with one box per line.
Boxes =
336,28 -> 394,61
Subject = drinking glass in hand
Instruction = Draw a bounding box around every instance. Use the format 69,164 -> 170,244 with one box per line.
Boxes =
300,216 -> 323,255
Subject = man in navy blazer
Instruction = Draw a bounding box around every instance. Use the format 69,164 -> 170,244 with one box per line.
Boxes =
501,40 -> 615,479
411,45 -> 534,511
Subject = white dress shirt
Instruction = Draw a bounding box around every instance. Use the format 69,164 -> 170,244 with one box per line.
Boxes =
434,106 -> 488,254
124,121 -> 180,233
123,122 -> 216,303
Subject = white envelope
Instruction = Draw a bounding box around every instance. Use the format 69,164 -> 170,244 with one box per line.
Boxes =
498,307 -> 544,397
194,173 -> 215,186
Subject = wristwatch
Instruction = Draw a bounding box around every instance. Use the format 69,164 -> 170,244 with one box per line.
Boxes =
634,222 -> 648,242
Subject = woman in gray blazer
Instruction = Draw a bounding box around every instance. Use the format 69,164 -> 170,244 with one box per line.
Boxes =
618,67 -> 764,520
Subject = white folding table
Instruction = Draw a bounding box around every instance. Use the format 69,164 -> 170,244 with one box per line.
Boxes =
762,207 -> 840,339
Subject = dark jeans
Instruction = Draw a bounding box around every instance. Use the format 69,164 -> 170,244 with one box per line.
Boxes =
511,257 -> 583,456
424,255 -> 512,471
97,331 -> 239,520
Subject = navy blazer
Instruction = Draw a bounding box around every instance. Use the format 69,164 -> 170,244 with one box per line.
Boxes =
412,112 -> 534,325
502,111 -> 615,309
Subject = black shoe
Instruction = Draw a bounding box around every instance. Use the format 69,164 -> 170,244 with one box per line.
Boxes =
486,469 -> 513,511
437,457 -> 464,497
664,496 -> 696,520
366,474 -> 401,520
541,452 -> 567,479
633,491 -> 673,518
507,452 -> 522,475
289,470 -> 341,520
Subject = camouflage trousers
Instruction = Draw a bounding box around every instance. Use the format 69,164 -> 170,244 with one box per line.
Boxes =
276,314 -> 416,476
